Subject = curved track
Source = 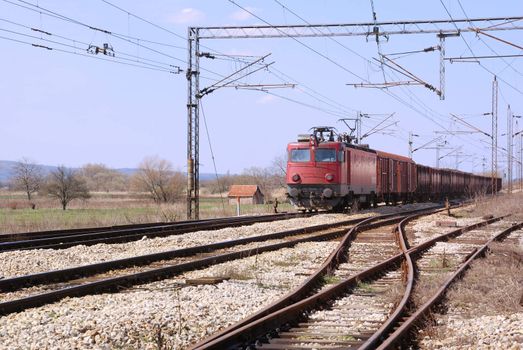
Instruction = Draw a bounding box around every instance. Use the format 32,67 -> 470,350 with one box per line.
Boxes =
374,218 -> 523,349
192,208 -> 510,349
191,206 -> 444,349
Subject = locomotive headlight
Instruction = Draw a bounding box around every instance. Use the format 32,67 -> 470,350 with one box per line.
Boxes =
325,173 -> 335,182
292,174 -> 301,182
322,188 -> 333,198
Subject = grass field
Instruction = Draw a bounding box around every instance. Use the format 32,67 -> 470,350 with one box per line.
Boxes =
0,191 -> 294,234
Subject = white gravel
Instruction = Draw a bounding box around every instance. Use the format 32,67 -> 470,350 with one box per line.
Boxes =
0,241 -> 338,349
0,203 -> 440,349
420,313 -> 523,349
0,213 -> 362,279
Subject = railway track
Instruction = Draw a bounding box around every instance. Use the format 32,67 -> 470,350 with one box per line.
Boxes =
191,209 -> 513,349
0,214 -> 375,315
373,217 -> 523,349
0,206 -> 441,318
0,212 -> 311,251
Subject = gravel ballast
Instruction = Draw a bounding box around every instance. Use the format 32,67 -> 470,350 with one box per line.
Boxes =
0,241 -> 338,349
0,213 -> 360,279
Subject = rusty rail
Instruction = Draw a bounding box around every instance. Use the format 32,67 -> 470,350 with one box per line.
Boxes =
194,213 -> 504,349
0,216 -> 366,292
376,219 -> 523,349
0,212 -> 391,316
0,212 -> 311,251
191,206 -> 446,349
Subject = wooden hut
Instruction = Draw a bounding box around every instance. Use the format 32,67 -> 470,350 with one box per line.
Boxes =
228,185 -> 265,205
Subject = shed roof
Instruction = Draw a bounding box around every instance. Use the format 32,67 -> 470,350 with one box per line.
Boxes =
228,185 -> 262,197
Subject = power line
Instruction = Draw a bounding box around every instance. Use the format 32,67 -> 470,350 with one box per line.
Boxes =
269,1 -> 452,127
269,0 -> 497,156
199,99 -> 227,215
0,34 -> 176,74
3,0 -> 184,49
2,0 -> 186,63
456,0 -> 523,78
439,0 -> 523,96
1,0 -> 230,79
260,90 -> 352,118
100,0 -> 186,41
0,19 -> 182,71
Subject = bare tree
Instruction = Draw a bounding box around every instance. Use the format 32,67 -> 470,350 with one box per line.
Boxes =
132,156 -> 185,203
45,166 -> 90,210
80,163 -> 128,192
11,158 -> 43,201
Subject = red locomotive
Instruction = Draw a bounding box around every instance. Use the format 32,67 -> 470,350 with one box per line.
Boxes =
286,127 -> 500,211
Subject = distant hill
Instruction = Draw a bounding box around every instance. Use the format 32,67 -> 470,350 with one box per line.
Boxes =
0,160 -> 219,183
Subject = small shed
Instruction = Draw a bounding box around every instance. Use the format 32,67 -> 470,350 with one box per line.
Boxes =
228,185 -> 265,205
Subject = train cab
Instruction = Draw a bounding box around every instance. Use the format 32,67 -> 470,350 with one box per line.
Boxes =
286,127 -> 344,210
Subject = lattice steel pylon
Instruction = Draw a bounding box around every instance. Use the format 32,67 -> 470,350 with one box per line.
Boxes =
187,28 -> 200,220
507,105 -> 513,193
492,76 -> 498,192
186,16 -> 523,219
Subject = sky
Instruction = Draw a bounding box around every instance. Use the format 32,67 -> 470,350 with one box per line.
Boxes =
1,0 -> 523,177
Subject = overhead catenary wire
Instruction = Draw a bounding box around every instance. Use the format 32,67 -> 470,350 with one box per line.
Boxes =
267,1 -> 456,134
0,34 -> 177,74
267,0 -> 507,156
2,0 -> 230,79
439,0 -> 523,96
99,0 -> 371,124
456,0 -> 523,78
4,0 -> 184,49
0,20 -> 182,71
199,99 -> 227,215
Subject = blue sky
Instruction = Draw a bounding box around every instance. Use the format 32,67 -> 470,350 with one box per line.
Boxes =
1,0 -> 522,175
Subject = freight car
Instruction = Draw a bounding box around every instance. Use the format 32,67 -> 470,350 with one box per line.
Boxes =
286,127 -> 499,211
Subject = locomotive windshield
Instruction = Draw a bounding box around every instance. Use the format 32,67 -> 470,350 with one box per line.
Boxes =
290,148 -> 311,162
315,148 -> 336,162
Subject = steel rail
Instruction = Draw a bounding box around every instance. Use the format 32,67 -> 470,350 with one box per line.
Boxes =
191,206 -> 445,349
0,214 -> 396,316
376,220 -> 523,349
194,214 -> 504,349
357,213 -> 423,349
0,212 -> 310,251
0,221 -> 171,242
0,216 -> 367,292
0,207 -> 437,317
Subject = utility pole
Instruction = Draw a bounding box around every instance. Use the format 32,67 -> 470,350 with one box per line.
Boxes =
408,131 -> 419,158
507,105 -> 513,193
492,76 -> 498,192
438,146 -> 462,168
187,27 -> 200,220
357,112 -> 370,144
454,151 -> 471,170
437,32 -> 460,100
520,133 -> 523,191
430,141 -> 452,168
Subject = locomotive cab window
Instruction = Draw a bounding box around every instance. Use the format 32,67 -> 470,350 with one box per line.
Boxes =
290,148 -> 311,162
315,148 -> 337,162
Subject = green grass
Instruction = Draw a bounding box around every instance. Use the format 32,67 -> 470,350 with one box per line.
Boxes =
0,207 -> 161,233
0,192 -> 296,233
322,275 -> 342,285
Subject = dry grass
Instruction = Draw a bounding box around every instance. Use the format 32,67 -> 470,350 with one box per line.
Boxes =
415,242 -> 523,347
464,192 -> 523,220
413,271 -> 452,307
443,242 -> 523,317
0,190 -> 295,234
